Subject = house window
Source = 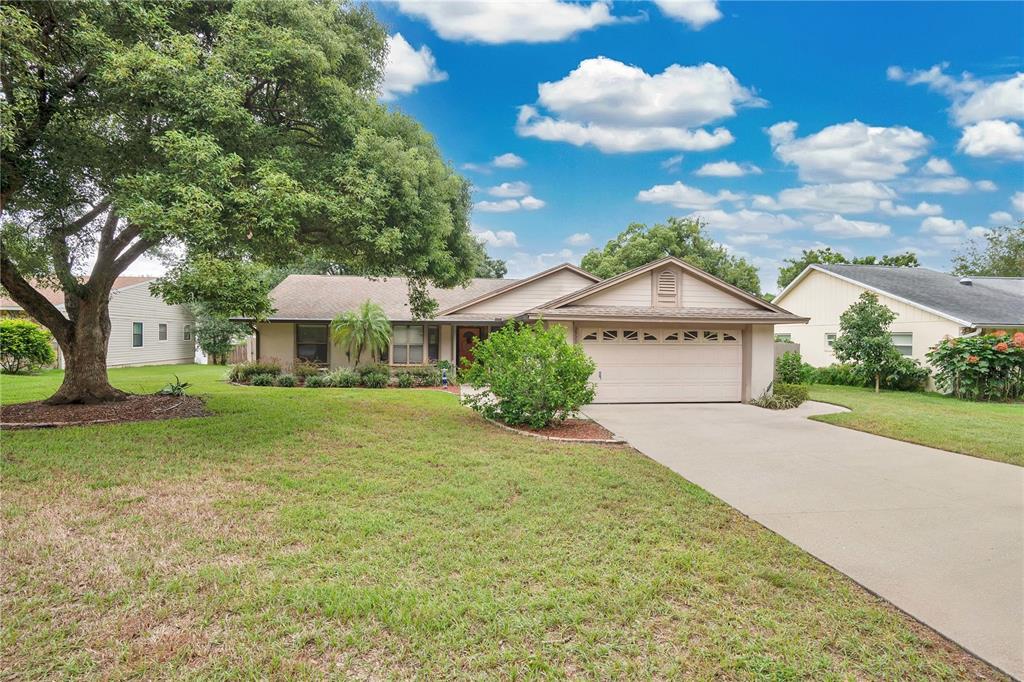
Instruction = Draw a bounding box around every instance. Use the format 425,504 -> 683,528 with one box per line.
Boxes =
775,333 -> 792,342
825,333 -> 837,350
891,332 -> 913,356
664,331 -> 680,342
581,329 -> 599,341
132,322 -> 143,348
296,324 -> 329,365
722,332 -> 738,343
392,324 -> 437,365
183,324 -> 192,341
158,323 -> 167,341
602,329 -> 619,342
642,331 -> 658,342
703,331 -> 720,343
622,329 -> 639,342
682,330 -> 699,342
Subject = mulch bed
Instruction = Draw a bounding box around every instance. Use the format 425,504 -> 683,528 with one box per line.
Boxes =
1,394 -> 209,430
495,418 -> 623,443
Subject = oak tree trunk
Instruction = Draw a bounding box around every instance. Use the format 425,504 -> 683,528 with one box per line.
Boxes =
45,297 -> 128,405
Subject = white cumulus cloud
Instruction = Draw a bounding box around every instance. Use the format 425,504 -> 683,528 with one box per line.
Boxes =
889,64 -> 1024,126
694,160 -> 762,177
474,195 -> 546,213
957,120 -> 1024,159
904,176 -> 973,194
487,181 -> 531,198
472,228 -> 519,248
768,120 -> 930,182
516,57 -> 763,153
975,180 -> 998,192
396,0 -> 619,44
920,216 -> 967,236
989,210 -> 1013,224
519,195 -> 546,210
492,153 -> 526,169
636,182 -> 742,209
921,157 -> 954,175
813,214 -> 891,238
878,200 -> 943,217
564,232 -> 592,246
687,209 -> 802,233
653,0 -> 722,29
380,33 -> 447,101
1012,191 -> 1024,214
753,181 -> 896,214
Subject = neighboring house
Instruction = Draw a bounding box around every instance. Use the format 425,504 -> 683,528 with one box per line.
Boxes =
0,277 -> 196,368
774,264 -> 1024,367
241,256 -> 807,403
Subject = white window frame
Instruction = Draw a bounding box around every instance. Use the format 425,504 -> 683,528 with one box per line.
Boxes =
825,333 -> 837,351
158,323 -> 168,342
391,324 -> 439,366
890,332 -> 913,356
132,322 -> 144,348
183,324 -> 193,341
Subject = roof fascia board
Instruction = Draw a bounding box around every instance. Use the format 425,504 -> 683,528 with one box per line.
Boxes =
438,263 -> 598,315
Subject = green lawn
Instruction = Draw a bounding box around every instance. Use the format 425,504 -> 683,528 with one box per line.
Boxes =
1,365 -> 1001,679
808,385 -> 1024,467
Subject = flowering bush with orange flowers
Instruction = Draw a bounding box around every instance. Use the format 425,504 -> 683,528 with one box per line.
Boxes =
927,330 -> 1024,401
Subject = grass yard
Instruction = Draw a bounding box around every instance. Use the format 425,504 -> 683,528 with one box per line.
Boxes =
808,385 -> 1024,467
1,365 -> 1002,679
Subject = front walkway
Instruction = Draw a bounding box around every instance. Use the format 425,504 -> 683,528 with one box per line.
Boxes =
584,401 -> 1024,679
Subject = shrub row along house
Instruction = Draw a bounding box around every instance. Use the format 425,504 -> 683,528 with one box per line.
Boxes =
774,264 -> 1024,367
0,277 -> 195,369
237,256 -> 807,403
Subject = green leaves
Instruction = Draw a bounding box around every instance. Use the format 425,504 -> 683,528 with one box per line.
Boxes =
832,293 -> 901,392
461,321 -> 596,429
330,301 -> 391,367
580,218 -> 761,295
0,318 -> 56,374
927,331 -> 1024,401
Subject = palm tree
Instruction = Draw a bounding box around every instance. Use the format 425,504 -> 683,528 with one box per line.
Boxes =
330,300 -> 391,367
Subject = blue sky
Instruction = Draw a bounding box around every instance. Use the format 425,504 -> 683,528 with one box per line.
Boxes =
374,0 -> 1024,291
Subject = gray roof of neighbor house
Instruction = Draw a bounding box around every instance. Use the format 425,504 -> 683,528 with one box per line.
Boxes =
814,264 -> 1024,327
255,274 -> 518,322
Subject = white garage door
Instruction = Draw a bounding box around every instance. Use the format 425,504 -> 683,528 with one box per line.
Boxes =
580,327 -> 742,403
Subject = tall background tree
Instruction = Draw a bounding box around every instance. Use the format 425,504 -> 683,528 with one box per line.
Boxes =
776,248 -> 919,290
581,217 -> 761,294
952,222 -> 1024,277
0,0 -> 480,404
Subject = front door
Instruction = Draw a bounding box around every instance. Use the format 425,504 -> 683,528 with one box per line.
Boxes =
457,327 -> 482,367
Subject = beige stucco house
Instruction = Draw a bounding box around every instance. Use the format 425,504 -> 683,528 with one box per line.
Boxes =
774,264 -> 1024,367
245,256 -> 807,403
1,277 -> 196,368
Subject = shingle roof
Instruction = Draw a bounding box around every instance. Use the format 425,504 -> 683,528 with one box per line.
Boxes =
0,276 -> 155,309
816,264 -> 1024,326
529,305 -> 807,323
260,274 -> 517,321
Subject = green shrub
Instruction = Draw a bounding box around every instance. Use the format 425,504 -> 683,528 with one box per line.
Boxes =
927,331 -> 1024,401
775,351 -> 814,384
360,370 -> 389,388
328,368 -> 359,387
882,356 -> 930,392
250,373 -> 275,386
396,371 -> 414,388
812,363 -> 867,387
461,320 -> 596,429
275,374 -> 296,387
0,319 -> 56,374
229,360 -> 281,382
304,374 -> 330,388
357,363 -> 390,380
292,359 -> 323,380
751,382 -> 806,409
403,365 -> 441,386
156,374 -> 191,396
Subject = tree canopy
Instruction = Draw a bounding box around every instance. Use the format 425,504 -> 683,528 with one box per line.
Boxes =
580,217 -> 761,294
832,292 -> 900,393
776,248 -> 919,290
0,0 -> 480,402
952,221 -> 1024,277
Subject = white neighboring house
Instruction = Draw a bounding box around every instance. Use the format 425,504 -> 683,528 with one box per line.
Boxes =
0,277 -> 196,368
774,264 -> 1024,367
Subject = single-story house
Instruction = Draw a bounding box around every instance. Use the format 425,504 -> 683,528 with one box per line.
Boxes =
0,277 -> 196,368
244,256 -> 807,403
774,264 -> 1024,367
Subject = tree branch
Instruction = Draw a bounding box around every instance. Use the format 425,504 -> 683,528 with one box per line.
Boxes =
52,197 -> 112,237
111,237 -> 157,276
0,249 -> 71,342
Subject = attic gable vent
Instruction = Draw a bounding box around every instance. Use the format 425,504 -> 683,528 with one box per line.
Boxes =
656,269 -> 678,305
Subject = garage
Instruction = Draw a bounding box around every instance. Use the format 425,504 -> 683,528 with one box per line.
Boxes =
580,326 -> 742,403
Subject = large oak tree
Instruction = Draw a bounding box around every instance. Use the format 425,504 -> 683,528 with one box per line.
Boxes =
1,0 -> 480,404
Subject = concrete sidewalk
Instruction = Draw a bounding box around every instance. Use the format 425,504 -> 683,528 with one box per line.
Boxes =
584,401 -> 1024,679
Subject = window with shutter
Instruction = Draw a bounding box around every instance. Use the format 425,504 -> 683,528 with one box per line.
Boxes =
656,270 -> 677,306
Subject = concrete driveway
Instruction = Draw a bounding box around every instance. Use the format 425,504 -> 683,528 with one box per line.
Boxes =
584,401 -> 1024,679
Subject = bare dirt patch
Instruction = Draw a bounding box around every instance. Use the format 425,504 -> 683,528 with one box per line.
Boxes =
1,394 -> 208,429
506,418 -> 620,442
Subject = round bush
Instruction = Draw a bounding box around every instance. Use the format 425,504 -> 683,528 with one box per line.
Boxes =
360,370 -> 389,388
328,368 -> 359,387
250,373 -> 275,386
275,374 -> 296,387
304,374 -> 330,388
461,321 -> 596,429
396,371 -> 414,388
0,319 -> 56,375
775,351 -> 813,384
927,331 -> 1023,401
